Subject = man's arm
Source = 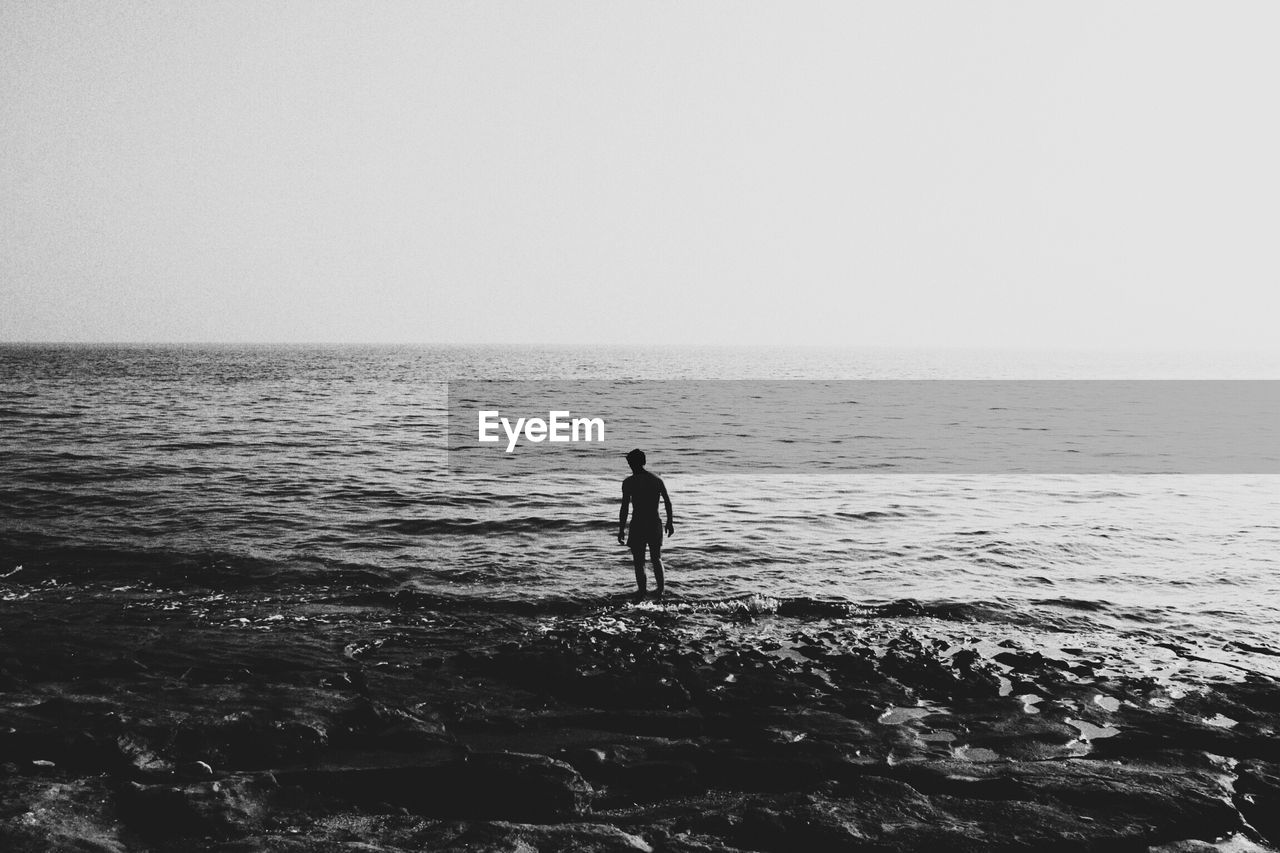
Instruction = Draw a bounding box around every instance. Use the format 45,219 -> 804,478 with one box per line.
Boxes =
661,480 -> 674,537
618,484 -> 630,545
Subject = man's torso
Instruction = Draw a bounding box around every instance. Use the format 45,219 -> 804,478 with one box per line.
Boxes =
623,471 -> 664,522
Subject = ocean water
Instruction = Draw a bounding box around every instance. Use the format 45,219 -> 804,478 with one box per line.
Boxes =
4,344 -> 1280,682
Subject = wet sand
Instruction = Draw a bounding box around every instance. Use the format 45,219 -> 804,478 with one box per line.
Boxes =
3,584 -> 1280,852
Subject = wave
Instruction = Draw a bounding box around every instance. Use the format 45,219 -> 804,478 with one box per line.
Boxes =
1031,596 -> 1111,612
832,510 -> 912,521
0,407 -> 83,419
374,516 -> 605,535
0,532 -> 1114,631
0,540 -> 395,589
336,587 -> 854,618
328,588 -> 1045,626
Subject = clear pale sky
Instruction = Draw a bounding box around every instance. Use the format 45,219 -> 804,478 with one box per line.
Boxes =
3,2 -> 1278,347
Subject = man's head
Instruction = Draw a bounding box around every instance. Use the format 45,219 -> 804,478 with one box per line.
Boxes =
625,448 -> 646,472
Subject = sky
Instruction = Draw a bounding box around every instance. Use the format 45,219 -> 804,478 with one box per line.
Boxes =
2,2 -> 1278,347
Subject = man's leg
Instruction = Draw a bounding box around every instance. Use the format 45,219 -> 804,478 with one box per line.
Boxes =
631,546 -> 647,597
650,541 -> 664,597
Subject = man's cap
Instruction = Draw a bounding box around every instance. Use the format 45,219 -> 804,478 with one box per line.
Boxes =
625,448 -> 646,466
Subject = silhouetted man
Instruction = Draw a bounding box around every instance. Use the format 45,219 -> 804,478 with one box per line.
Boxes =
618,449 -> 674,600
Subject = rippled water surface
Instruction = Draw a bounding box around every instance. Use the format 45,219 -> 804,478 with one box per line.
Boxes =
3,344 -> 1280,678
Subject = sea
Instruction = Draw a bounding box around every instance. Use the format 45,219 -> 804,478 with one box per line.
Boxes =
4,344 -> 1280,688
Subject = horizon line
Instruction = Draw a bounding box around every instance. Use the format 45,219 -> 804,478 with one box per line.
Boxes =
4,340 -> 1280,354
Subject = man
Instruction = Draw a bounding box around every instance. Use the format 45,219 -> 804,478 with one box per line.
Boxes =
618,448 -> 674,600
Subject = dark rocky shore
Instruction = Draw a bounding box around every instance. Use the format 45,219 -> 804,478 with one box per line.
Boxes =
3,582 -> 1280,852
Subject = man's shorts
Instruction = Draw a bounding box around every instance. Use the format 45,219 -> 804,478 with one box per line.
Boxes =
627,520 -> 663,554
